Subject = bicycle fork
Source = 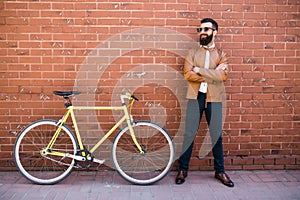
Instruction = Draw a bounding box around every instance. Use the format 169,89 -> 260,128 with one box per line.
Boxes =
123,104 -> 145,155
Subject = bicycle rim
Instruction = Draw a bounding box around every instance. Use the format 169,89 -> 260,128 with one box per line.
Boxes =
112,121 -> 175,185
14,120 -> 77,185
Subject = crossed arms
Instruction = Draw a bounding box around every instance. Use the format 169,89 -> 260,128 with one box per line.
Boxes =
183,59 -> 229,83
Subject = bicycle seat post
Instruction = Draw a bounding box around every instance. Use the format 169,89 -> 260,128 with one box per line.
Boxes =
64,96 -> 72,108
53,91 -> 80,108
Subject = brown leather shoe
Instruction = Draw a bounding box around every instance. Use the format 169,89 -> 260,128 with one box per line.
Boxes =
215,172 -> 234,187
175,170 -> 188,184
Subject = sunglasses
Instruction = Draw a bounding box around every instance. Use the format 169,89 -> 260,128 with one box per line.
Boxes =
197,27 -> 215,33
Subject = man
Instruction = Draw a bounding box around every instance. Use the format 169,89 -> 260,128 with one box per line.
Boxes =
175,18 -> 234,187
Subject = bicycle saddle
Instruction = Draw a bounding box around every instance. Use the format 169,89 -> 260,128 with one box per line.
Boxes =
53,91 -> 81,97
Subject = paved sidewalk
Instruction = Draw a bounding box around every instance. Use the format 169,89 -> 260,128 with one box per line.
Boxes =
0,170 -> 299,200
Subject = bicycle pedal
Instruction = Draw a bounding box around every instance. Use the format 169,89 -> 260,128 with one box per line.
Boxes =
93,158 -> 105,164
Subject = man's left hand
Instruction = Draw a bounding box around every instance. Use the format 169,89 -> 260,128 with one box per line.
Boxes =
193,66 -> 200,73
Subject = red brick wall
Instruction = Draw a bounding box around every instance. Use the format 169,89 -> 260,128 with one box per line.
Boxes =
0,0 -> 299,171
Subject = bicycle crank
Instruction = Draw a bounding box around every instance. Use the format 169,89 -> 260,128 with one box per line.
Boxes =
66,154 -> 105,164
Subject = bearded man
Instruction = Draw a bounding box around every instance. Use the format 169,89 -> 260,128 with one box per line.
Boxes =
175,18 -> 234,187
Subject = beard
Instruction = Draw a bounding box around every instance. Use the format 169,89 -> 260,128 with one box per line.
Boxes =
199,33 -> 213,46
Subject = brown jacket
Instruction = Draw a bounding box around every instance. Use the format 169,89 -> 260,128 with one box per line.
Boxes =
184,46 -> 229,102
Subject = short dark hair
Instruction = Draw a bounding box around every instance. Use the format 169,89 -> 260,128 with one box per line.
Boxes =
201,18 -> 218,31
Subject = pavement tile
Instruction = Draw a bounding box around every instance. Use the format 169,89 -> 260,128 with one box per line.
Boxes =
248,174 -> 262,182
283,181 -> 300,187
52,192 -> 68,200
44,192 -> 59,200
172,191 -> 195,200
265,181 -> 285,190
282,171 -> 300,182
22,191 -> 49,200
192,189 -> 216,200
0,190 -> 15,200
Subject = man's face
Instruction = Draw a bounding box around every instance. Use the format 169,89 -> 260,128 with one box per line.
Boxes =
198,22 -> 216,46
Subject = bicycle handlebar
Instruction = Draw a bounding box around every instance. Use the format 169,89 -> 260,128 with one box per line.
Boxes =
121,93 -> 139,104
130,94 -> 139,101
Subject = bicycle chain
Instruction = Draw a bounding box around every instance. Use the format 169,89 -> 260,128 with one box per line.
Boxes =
40,149 -> 79,168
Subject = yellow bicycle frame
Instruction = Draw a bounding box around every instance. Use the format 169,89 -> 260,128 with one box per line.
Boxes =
44,97 -> 144,159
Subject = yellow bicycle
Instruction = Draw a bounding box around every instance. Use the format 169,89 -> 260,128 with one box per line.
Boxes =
14,91 -> 175,185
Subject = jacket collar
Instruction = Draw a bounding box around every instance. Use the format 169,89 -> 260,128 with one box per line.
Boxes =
200,43 -> 215,50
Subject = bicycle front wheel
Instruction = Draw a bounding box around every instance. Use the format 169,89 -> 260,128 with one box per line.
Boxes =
14,119 -> 77,185
111,121 -> 175,185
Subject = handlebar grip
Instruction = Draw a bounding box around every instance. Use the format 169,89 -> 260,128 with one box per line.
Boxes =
131,94 -> 139,101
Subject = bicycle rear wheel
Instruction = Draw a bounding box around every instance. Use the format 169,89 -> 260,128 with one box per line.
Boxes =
111,120 -> 175,185
14,119 -> 77,185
